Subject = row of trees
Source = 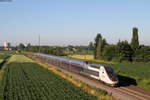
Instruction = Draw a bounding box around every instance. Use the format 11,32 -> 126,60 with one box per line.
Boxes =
17,43 -> 67,56
94,28 -> 150,62
17,43 -> 94,56
26,46 -> 67,56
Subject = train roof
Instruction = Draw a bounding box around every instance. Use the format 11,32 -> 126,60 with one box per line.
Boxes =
36,53 -> 112,69
37,53 -> 83,64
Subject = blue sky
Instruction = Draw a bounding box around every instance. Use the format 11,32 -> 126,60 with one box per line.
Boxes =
0,0 -> 150,46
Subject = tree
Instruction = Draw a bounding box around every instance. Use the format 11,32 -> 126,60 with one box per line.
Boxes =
102,45 -> 118,61
25,43 -> 31,51
88,42 -> 94,50
131,27 -> 139,51
102,38 -> 108,50
117,40 -> 134,62
17,43 -> 25,50
26,43 -> 31,48
94,33 -> 103,59
134,46 -> 150,62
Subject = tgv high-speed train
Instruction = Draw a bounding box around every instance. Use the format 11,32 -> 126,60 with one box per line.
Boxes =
35,53 -> 119,86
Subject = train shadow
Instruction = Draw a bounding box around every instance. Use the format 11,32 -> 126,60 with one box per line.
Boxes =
117,74 -> 137,87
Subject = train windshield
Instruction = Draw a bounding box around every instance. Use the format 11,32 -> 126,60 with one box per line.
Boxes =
105,67 -> 113,75
105,67 -> 117,81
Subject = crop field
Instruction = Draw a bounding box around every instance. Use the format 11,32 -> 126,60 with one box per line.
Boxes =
69,54 -> 150,90
0,55 -> 9,60
0,51 -> 16,55
0,54 -> 11,99
68,55 -> 94,60
0,55 -> 97,100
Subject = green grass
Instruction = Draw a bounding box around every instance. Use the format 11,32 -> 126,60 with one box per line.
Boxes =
111,62 -> 150,79
0,50 -> 16,55
0,55 -> 98,100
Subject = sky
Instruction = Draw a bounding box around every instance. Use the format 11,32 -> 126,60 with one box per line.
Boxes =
0,0 -> 150,46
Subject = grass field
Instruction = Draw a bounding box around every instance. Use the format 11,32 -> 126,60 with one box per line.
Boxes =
0,50 -> 16,55
69,55 -> 150,90
69,55 -> 94,60
0,55 -> 101,100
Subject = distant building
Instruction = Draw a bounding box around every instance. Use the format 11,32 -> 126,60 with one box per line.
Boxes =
3,41 -> 12,50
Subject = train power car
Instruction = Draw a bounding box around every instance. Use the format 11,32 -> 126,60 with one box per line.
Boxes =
35,53 -> 119,86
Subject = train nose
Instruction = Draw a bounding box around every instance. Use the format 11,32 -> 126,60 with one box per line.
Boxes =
111,81 -> 119,87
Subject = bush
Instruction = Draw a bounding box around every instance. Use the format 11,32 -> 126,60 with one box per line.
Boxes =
117,40 -> 134,62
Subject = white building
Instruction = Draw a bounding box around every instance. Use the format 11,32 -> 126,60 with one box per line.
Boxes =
3,41 -> 11,50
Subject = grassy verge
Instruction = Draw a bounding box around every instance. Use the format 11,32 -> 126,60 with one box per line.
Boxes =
69,54 -> 150,90
0,65 -> 5,99
0,55 -> 11,99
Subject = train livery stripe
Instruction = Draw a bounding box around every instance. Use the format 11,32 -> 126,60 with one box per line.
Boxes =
87,66 -> 99,72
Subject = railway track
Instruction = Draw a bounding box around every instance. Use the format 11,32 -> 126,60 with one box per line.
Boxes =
82,75 -> 150,100
115,86 -> 150,100
30,55 -> 150,100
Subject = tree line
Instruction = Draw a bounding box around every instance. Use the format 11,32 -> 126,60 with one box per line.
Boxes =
17,44 -> 91,56
94,27 -> 150,62
17,27 -> 150,62
25,45 -> 67,56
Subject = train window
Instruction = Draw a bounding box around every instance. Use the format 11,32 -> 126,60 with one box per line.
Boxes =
105,67 -> 113,73
105,66 -> 118,81
105,67 -> 114,75
85,61 -> 88,64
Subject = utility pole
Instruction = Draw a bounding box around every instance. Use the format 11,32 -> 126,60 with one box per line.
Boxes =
38,35 -> 40,53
